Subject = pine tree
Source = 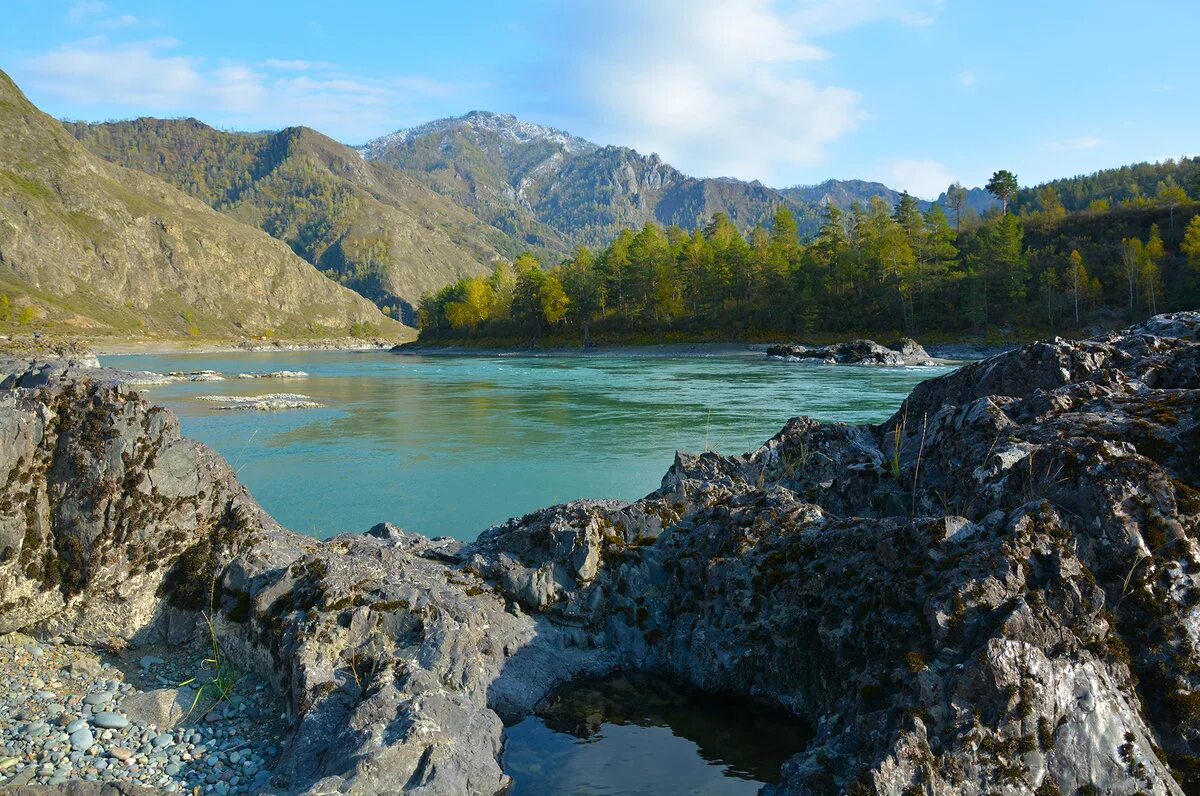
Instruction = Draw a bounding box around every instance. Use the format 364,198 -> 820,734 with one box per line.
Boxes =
986,170 -> 1019,214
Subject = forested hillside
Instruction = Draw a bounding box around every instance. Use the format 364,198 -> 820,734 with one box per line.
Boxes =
1012,157 -> 1200,215
418,191 -> 1200,342
0,70 -> 393,338
67,118 -> 539,322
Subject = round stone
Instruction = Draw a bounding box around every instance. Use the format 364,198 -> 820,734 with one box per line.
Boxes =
68,728 -> 94,751
82,692 -> 113,706
91,712 -> 129,729
108,747 -> 132,761
66,718 -> 87,733
22,721 -> 49,738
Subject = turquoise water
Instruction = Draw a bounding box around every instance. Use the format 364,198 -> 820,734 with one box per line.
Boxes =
102,350 -> 955,540
503,671 -> 812,795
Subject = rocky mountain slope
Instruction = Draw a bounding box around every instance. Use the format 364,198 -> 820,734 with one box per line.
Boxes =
67,118 -> 535,324
781,178 -> 928,212
0,70 -> 393,338
361,111 -> 840,246
1,313 -> 1197,794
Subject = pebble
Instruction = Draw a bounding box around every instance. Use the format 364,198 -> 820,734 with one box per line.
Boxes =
69,728 -> 95,750
91,712 -> 129,729
23,721 -> 49,738
0,633 -> 286,794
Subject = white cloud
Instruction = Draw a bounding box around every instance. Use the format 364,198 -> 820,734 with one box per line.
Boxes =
67,1 -> 105,23
958,69 -> 977,87
98,14 -> 139,29
19,39 -> 465,141
883,158 -> 956,200
1052,136 -> 1104,152
259,59 -> 335,71
788,0 -> 943,35
563,0 -> 942,183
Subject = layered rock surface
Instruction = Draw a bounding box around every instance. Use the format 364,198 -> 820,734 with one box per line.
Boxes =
0,313 -> 1198,795
767,338 -> 933,365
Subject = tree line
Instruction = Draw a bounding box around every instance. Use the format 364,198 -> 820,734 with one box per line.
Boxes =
418,171 -> 1200,341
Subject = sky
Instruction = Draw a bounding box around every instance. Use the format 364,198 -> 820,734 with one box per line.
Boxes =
1,0 -> 1197,199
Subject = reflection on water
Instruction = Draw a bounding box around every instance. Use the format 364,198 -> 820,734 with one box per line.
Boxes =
503,671 -> 812,795
102,350 -> 955,540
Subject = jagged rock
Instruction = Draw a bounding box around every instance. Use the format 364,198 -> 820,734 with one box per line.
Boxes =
767,337 -> 932,365
0,312 -> 1197,795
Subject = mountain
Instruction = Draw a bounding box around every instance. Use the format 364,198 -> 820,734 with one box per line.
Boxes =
0,70 -> 393,337
67,118 -> 537,323
781,179 -> 927,211
360,111 -> 836,246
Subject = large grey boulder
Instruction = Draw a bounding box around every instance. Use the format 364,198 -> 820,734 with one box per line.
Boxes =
767,337 -> 932,365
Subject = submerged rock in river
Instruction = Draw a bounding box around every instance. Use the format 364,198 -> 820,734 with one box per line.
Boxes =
767,337 -> 933,365
0,312 -> 1198,794
197,393 -> 321,410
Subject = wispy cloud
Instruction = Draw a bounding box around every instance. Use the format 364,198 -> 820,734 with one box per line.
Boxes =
259,59 -> 335,72
1052,136 -> 1105,152
883,158 -> 955,200
557,0 -> 943,182
67,1 -> 105,23
957,69 -> 977,87
20,38 -> 469,140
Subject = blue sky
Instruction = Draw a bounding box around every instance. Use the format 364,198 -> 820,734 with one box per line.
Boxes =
2,0 -> 1196,198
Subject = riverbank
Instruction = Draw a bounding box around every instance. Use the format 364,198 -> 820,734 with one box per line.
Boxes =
0,333 -> 410,358
397,339 -> 1002,363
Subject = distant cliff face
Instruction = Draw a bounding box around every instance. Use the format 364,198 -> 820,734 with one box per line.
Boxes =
66,117 -> 538,324
0,70 -> 394,337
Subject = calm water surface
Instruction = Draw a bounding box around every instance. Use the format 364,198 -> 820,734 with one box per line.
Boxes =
503,671 -> 812,795
102,350 -> 955,540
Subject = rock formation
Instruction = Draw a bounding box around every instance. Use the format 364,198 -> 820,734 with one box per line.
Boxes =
768,338 -> 933,365
1,312 -> 1198,794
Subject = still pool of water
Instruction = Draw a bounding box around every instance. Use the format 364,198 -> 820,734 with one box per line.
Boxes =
101,350 -> 956,540
502,671 -> 812,795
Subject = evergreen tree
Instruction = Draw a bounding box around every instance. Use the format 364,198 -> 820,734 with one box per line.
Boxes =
986,170 -> 1020,214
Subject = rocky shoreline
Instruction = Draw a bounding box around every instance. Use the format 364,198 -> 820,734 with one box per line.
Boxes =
0,313 -> 1197,794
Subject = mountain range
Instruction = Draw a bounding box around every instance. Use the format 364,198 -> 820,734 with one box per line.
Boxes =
358,111 -> 833,250
64,106 -> 943,325
0,69 -> 394,337
65,117 -> 536,323
21,66 -> 1178,341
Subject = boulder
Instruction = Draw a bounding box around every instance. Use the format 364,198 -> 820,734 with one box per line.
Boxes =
118,688 -> 189,730
767,337 -> 931,365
